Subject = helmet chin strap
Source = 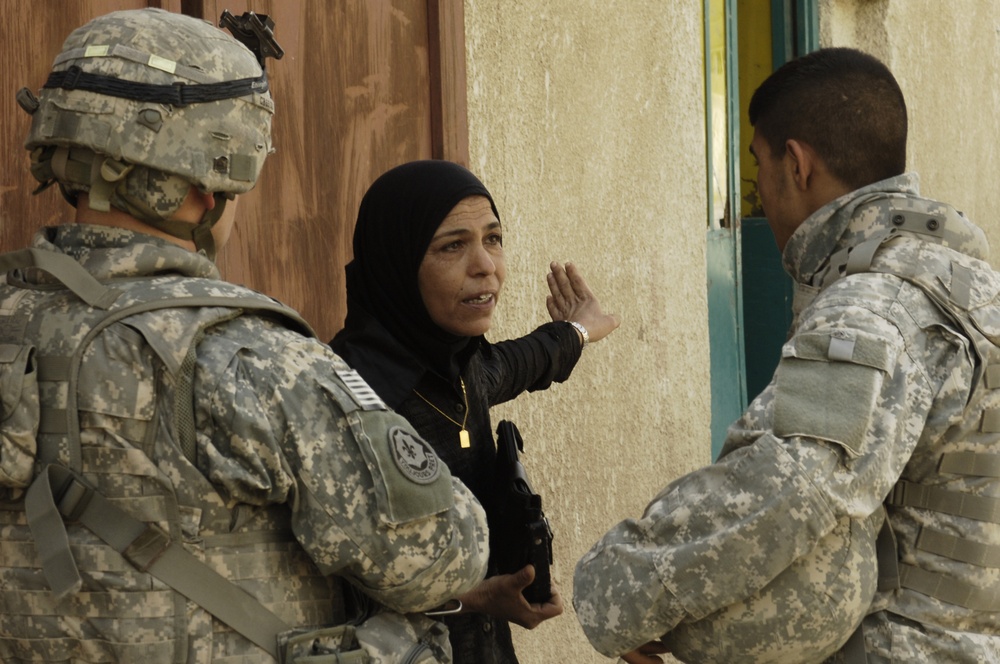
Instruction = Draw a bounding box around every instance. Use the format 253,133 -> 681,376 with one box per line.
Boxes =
42,148 -> 226,260
190,194 -> 226,260
145,193 -> 226,261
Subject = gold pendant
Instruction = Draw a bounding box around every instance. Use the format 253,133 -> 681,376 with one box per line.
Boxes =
459,429 -> 471,449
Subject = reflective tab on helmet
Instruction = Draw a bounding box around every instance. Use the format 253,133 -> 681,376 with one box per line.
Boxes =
56,44 -> 216,85
147,54 -> 177,74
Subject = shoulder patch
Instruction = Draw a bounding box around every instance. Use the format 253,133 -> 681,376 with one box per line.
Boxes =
388,427 -> 440,484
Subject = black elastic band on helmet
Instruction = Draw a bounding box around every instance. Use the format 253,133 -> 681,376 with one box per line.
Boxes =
44,65 -> 268,107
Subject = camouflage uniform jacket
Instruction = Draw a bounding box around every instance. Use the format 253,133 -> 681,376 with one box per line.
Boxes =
573,174 -> 1000,662
0,225 -> 488,663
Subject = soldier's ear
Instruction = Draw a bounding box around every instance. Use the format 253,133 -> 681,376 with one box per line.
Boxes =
784,139 -> 815,192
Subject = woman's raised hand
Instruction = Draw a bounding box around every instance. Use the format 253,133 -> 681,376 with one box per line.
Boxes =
545,261 -> 621,344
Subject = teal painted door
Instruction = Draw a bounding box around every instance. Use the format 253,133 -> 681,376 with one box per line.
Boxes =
707,228 -> 746,458
740,0 -> 817,400
705,0 -> 817,456
705,0 -> 745,458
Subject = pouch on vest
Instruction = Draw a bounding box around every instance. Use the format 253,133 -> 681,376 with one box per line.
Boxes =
0,343 -> 39,492
279,611 -> 451,664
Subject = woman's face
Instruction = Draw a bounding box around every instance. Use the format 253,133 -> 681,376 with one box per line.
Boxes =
418,195 -> 505,337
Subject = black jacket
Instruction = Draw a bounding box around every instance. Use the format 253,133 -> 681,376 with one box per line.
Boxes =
331,315 -> 582,664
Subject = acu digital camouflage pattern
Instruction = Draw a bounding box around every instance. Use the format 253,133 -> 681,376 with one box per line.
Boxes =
0,344 -> 38,489
352,612 -> 451,663
279,611 -> 450,663
574,173 -> 1000,662
22,8 -> 273,220
280,612 -> 452,663
0,224 -> 488,662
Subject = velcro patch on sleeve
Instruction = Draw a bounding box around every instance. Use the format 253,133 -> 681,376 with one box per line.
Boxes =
773,329 -> 894,457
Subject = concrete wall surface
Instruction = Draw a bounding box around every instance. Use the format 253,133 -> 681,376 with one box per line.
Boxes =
464,1 -> 711,661
820,0 -> 1000,261
464,1 -> 1000,662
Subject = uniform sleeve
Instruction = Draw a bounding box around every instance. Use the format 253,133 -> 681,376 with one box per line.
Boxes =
195,320 -> 489,613
574,283 -> 968,657
573,436 -> 842,657
479,321 -> 582,406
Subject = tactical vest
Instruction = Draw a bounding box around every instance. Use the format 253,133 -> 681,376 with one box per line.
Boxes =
656,197 -> 1000,664
803,197 -> 1000,640
0,248 -> 344,663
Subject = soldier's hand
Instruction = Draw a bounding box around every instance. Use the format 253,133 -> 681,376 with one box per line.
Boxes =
620,639 -> 669,664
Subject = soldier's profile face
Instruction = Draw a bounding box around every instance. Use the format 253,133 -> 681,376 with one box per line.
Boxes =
750,128 -> 795,250
418,196 -> 505,337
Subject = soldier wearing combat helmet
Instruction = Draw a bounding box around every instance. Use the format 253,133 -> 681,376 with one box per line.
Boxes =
0,9 -> 487,662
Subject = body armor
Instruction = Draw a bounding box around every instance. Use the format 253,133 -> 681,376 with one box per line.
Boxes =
844,198 -> 1000,635
0,248 -> 343,662
660,193 -> 1000,663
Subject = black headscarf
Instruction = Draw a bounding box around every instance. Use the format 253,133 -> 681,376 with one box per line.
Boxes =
335,160 -> 501,393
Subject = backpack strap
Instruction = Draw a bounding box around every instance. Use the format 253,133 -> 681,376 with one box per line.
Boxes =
25,464 -> 291,658
840,622 -> 869,664
1,248 -> 319,658
0,248 -> 122,309
34,291 -> 312,469
0,248 -> 312,469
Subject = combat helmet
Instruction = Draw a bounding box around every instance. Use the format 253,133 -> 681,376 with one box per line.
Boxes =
16,8 -> 283,259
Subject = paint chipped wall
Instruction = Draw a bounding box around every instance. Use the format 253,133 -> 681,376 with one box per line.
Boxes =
463,1 -> 710,661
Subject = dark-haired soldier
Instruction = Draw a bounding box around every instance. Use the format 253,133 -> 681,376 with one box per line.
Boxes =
575,47 -> 1000,663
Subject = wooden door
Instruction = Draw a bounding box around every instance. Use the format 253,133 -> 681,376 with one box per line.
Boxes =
0,0 -> 468,341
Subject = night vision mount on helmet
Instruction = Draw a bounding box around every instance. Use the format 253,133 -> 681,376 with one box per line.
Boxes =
16,8 -> 283,259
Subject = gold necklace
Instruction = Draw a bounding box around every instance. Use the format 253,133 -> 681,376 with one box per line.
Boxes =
413,378 -> 471,448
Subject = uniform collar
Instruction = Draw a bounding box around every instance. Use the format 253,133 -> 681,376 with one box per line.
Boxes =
782,173 -> 921,286
34,224 -> 220,282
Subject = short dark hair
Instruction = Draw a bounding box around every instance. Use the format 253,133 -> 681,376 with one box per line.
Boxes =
748,47 -> 907,191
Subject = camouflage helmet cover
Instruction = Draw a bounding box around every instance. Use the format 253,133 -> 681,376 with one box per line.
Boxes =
23,8 -> 274,216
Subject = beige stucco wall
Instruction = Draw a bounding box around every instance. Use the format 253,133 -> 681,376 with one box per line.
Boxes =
464,1 -> 1000,661
463,1 -> 711,661
819,0 -> 1000,262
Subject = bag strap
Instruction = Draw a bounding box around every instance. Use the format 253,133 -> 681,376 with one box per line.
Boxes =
38,293 -> 313,469
25,464 -> 291,658
1,246 -> 315,470
840,622 -> 869,664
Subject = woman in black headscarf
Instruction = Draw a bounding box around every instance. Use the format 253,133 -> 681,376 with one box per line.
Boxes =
331,160 -> 619,663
